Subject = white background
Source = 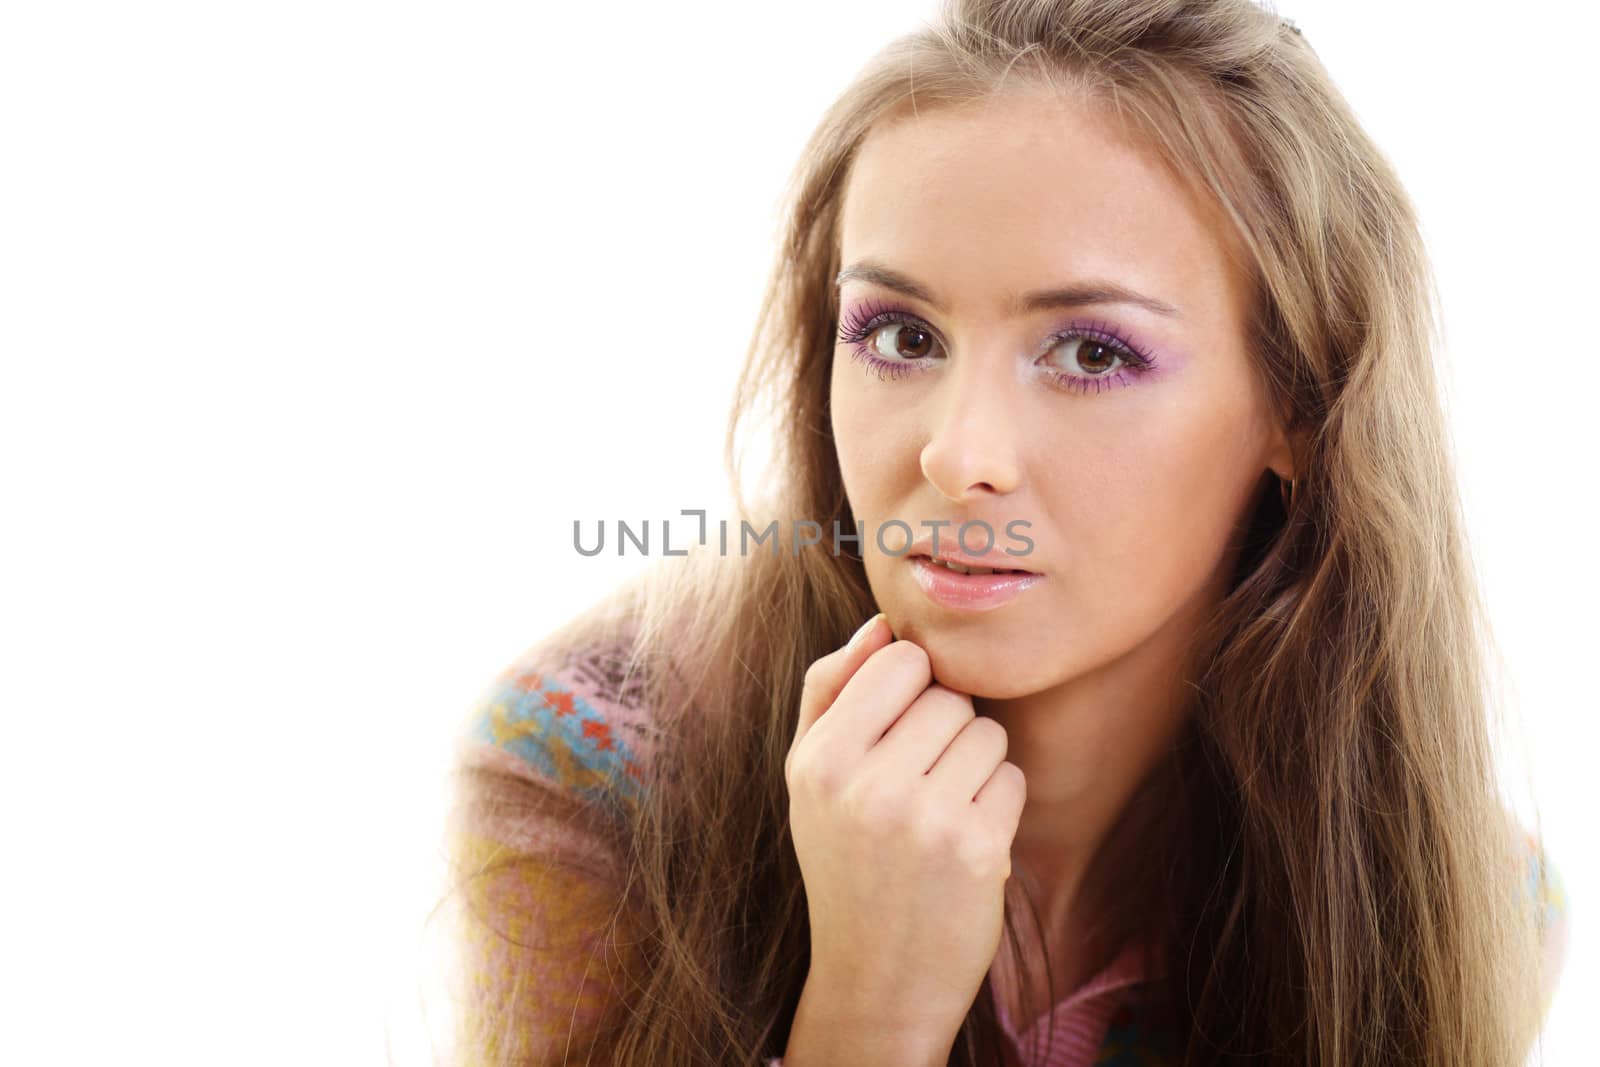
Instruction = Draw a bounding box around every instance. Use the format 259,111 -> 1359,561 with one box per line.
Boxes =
1,1 -> 1593,1063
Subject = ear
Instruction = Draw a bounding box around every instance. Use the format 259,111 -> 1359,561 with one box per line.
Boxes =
1266,420 -> 1307,483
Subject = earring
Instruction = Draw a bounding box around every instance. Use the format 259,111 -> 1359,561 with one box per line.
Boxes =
1279,475 -> 1297,511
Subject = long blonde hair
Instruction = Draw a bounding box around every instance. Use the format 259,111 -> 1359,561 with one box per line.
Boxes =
443,0 -> 1550,1062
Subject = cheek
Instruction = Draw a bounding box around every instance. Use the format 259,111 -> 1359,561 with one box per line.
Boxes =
828,362 -> 871,504
828,364 -> 916,509
1060,404 -> 1263,604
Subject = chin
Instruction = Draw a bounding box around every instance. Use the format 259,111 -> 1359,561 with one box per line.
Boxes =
899,622 -> 1052,700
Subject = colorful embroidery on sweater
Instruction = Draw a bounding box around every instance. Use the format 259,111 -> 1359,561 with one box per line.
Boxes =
465,653 -> 648,814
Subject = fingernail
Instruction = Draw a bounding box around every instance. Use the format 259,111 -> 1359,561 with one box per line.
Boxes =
846,612 -> 884,651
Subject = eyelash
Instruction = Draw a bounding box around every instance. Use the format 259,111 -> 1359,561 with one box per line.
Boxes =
834,299 -> 1160,394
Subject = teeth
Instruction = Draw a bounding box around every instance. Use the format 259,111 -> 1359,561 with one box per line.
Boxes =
934,558 -> 998,576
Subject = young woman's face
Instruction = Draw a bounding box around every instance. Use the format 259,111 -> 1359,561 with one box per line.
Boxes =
829,90 -> 1293,699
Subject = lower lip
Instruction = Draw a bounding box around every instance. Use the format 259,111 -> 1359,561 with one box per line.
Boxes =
910,556 -> 1044,612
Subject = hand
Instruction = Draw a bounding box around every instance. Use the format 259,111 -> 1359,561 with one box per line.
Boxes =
784,613 -> 1027,1043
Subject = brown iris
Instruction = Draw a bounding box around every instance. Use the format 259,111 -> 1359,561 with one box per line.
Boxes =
1072,339 -> 1118,374
884,323 -> 935,360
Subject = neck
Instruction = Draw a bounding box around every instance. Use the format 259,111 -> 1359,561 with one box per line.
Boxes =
985,758 -> 1177,1011
972,589 -> 1215,1019
973,620 -> 1194,932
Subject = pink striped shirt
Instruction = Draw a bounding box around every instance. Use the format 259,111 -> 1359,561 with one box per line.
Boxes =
767,936 -> 1163,1066
994,936 -> 1162,1066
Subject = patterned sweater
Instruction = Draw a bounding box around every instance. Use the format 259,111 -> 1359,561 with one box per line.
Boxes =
444,636 -> 659,1065
444,639 -> 1569,1065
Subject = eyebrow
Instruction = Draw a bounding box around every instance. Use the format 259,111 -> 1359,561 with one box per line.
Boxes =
833,260 -> 1183,320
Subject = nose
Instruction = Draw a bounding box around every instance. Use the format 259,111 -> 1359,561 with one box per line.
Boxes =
918,348 -> 1024,502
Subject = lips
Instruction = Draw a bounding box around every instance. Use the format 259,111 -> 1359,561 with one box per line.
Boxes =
911,554 -> 1036,577
903,537 -> 1041,575
907,553 -> 1045,612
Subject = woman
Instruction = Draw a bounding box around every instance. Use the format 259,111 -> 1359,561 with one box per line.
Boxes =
439,0 -> 1567,1063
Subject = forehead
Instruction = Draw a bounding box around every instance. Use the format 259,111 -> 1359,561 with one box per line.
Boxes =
837,91 -> 1250,322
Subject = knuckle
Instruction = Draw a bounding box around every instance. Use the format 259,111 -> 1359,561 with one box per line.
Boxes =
965,714 -> 1008,753
994,761 -> 1027,806
956,831 -> 1006,880
782,750 -> 804,792
801,656 -> 831,693
789,749 -> 840,798
922,683 -> 975,719
884,639 -> 931,680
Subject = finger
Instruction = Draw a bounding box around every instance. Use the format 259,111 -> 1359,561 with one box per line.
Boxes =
925,713 -> 1009,803
972,760 -> 1027,838
820,638 -> 938,760
862,683 -> 975,778
792,612 -> 891,749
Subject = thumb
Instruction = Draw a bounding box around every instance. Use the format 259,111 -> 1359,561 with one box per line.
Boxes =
792,612 -> 892,748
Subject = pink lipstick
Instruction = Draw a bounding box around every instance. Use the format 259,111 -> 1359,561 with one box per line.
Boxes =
908,552 -> 1044,612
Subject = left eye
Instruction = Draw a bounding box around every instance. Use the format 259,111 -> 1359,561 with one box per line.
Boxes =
1047,335 -> 1129,378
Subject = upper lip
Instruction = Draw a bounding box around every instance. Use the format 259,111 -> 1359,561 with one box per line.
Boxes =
905,536 -> 1041,574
